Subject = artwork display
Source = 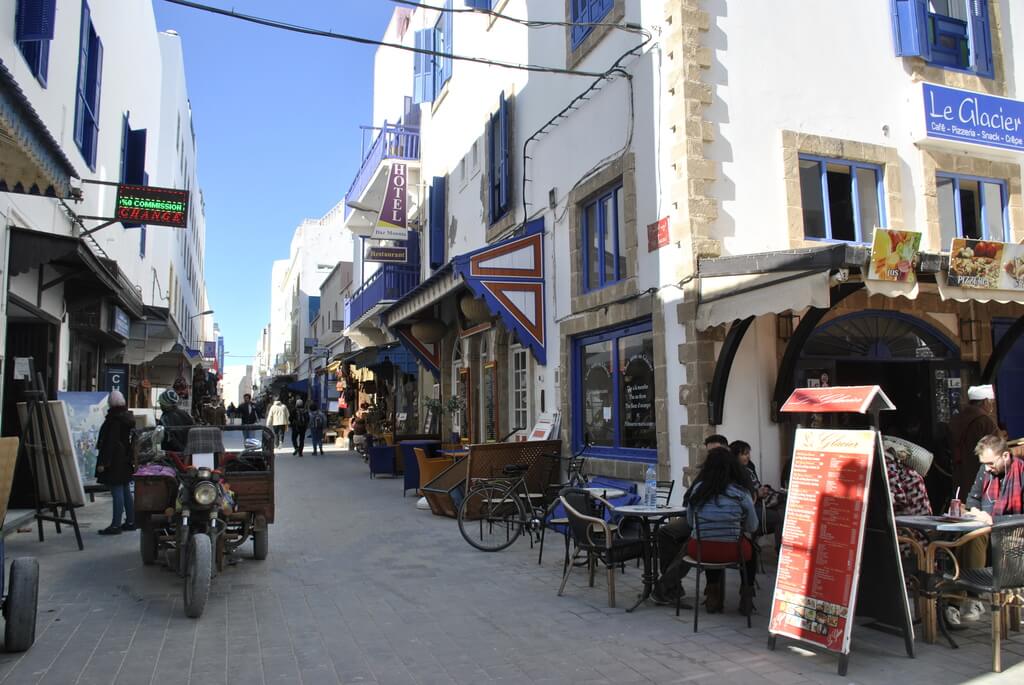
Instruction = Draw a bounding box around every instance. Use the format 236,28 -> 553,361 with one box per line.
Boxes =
58,391 -> 110,487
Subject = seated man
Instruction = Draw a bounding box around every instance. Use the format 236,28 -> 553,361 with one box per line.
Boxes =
947,434 -> 1024,625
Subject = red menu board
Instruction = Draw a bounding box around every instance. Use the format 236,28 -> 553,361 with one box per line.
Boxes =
769,428 -> 876,655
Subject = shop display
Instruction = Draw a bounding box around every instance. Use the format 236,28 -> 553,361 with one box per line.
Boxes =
867,229 -> 921,283
948,237 -> 1024,290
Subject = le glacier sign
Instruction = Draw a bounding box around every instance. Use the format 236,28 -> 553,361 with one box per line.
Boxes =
924,83 -> 1024,153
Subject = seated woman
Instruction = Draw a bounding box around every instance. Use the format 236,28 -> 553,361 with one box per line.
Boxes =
684,446 -> 760,615
731,440 -> 783,550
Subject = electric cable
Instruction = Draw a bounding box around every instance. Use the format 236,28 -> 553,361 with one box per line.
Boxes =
162,0 -> 610,78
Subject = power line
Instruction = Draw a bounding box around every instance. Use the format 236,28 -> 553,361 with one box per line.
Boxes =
162,0 -> 610,78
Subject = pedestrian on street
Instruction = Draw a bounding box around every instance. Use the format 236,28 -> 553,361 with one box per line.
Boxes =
308,402 -> 326,456
950,385 -> 999,498
238,393 -> 261,443
291,399 -> 310,457
157,389 -> 193,453
95,391 -> 136,535
267,397 -> 289,447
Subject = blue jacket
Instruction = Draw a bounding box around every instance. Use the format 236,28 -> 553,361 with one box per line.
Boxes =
686,482 -> 758,542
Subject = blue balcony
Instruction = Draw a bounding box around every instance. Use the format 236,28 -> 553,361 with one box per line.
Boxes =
344,123 -> 420,221
344,264 -> 419,329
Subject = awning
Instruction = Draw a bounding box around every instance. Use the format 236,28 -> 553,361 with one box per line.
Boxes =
0,58 -> 78,197
382,261 -> 461,327
142,344 -> 200,386
342,344 -> 418,376
287,378 -> 309,394
8,227 -> 145,318
697,270 -> 831,330
936,272 -> 1024,305
124,306 -> 180,365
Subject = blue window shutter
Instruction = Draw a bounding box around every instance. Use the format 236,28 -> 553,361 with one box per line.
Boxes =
16,0 -> 57,42
140,172 -> 149,257
497,92 -> 509,216
74,3 -> 90,151
571,0 -> 589,47
891,0 -> 931,60
429,176 -> 446,270
971,0 -> 993,78
488,111 -> 498,223
413,28 -> 435,104
464,0 -> 491,9
126,128 -> 147,184
119,114 -> 129,183
89,36 -> 103,165
441,0 -> 453,86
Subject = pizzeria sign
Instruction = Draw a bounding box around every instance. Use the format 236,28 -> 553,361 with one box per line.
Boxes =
115,184 -> 190,228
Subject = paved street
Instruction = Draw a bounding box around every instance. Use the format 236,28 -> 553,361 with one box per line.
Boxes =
0,446 -> 1019,685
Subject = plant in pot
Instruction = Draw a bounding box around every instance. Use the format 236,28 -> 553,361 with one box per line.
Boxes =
445,396 -> 467,444
423,397 -> 444,434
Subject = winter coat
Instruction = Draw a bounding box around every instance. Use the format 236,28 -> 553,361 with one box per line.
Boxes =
267,401 -> 290,427
158,407 -> 194,453
238,401 -> 260,425
291,407 -> 310,430
95,408 -> 135,485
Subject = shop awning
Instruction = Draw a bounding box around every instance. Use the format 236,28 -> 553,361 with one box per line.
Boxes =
0,58 -> 78,198
936,273 -> 1024,305
697,270 -> 831,330
143,344 -> 201,386
287,378 -> 309,394
342,344 -> 418,376
124,306 -> 181,365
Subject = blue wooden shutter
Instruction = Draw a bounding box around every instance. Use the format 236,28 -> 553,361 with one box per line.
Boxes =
429,176 -> 446,270
74,3 -> 90,151
126,128 -> 147,184
16,0 -> 57,41
464,0 -> 491,9
971,0 -> 993,78
441,0 -> 453,86
119,114 -> 130,183
497,92 -> 509,217
89,36 -> 103,165
571,0 -> 589,48
140,172 -> 149,257
891,0 -> 931,60
413,28 -> 435,104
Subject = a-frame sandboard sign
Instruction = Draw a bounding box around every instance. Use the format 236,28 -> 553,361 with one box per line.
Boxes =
767,385 -> 914,676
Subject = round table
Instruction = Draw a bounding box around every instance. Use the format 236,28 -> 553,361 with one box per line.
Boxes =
613,504 -> 687,612
582,486 -> 627,499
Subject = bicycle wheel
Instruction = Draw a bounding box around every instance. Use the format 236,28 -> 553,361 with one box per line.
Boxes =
457,483 -> 525,552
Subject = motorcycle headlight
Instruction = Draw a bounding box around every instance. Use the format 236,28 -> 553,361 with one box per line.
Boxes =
193,481 -> 218,506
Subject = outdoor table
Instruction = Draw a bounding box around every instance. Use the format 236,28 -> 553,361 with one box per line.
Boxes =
895,514 -> 990,644
613,504 -> 687,612
583,486 -> 627,499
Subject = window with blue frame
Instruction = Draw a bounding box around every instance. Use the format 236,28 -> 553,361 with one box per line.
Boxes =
73,2 -> 103,169
15,0 -> 56,85
937,173 -> 1007,246
488,92 -> 510,224
891,0 -> 993,78
799,156 -> 885,243
413,0 -> 453,104
119,114 -> 147,231
572,320 -> 656,462
571,0 -> 615,49
581,184 -> 625,290
464,0 -> 492,9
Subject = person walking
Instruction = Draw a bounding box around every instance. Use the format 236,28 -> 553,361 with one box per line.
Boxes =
308,402 -> 327,455
290,399 -> 310,456
95,391 -> 136,535
267,397 -> 289,448
157,389 -> 193,453
238,393 -> 260,443
950,385 -> 999,498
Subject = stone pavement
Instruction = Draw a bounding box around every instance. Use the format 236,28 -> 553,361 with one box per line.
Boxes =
0,443 -> 1020,684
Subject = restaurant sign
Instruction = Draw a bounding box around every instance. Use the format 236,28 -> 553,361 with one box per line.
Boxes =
365,246 -> 408,263
866,228 -> 920,283
371,163 -> 409,240
780,385 -> 895,415
115,184 -> 190,228
948,237 -> 1024,290
924,83 -> 1024,153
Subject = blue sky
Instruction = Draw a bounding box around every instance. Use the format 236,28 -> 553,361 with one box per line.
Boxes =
152,1 -> 397,361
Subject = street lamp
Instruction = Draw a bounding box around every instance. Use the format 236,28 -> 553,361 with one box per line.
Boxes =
189,309 -> 214,320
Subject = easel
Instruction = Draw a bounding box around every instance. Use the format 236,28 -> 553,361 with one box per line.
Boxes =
20,369 -> 84,550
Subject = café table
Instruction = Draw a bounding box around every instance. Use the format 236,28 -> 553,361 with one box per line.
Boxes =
894,514 -> 990,645
613,503 -> 687,612
582,486 -> 627,500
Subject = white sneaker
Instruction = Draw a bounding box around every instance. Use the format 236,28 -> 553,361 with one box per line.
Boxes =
962,600 -> 986,622
945,606 -> 962,626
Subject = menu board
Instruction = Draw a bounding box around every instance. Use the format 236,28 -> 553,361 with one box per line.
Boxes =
769,428 -> 876,655
948,237 -> 1024,290
867,229 -> 921,283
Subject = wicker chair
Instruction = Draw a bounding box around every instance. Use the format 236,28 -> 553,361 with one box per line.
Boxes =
414,448 -> 454,496
932,516 -> 1024,673
557,488 -> 645,608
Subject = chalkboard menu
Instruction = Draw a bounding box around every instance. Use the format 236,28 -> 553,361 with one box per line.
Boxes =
620,333 -> 655,449
483,362 -> 497,442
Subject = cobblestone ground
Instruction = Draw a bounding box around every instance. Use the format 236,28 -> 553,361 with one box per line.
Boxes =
0,443 -> 1020,684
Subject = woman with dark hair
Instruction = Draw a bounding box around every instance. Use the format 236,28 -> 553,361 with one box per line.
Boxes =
684,446 -> 759,615
95,391 -> 136,535
731,440 -> 783,550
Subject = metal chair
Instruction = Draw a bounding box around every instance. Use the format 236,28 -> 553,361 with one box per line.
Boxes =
678,502 -> 754,632
557,488 -> 645,608
656,480 -> 675,506
933,515 -> 1024,673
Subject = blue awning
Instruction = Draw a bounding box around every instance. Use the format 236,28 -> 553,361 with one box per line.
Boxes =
287,378 -> 309,394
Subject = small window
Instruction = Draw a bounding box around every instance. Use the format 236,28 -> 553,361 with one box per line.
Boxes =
15,0 -> 56,86
412,0 -> 453,104
892,0 -> 993,78
73,2 -> 103,169
581,185 -> 625,290
509,346 -> 530,432
937,173 -> 1007,247
798,156 -> 884,243
571,0 -> 614,50
488,93 -> 510,224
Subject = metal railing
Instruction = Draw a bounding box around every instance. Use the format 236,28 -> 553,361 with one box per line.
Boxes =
344,123 -> 420,217
344,264 -> 419,327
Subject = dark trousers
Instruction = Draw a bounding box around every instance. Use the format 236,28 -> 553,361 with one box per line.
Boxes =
310,429 -> 324,454
292,426 -> 306,454
110,482 -> 134,527
273,425 -> 286,446
655,517 -> 692,594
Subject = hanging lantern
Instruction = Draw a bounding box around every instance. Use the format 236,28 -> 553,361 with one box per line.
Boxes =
460,292 -> 491,324
411,318 -> 448,344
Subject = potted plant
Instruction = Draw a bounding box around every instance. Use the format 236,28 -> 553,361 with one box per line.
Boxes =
423,397 -> 444,434
445,396 -> 466,443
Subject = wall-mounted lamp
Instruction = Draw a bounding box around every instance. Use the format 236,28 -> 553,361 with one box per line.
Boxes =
959,316 -> 978,345
777,312 -> 800,341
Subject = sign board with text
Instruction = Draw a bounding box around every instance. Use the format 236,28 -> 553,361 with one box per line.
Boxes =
115,184 -> 190,228
365,246 -> 408,263
371,163 -> 409,240
867,228 -> 920,284
646,217 -> 669,252
923,83 -> 1024,153
948,237 -> 1024,290
779,385 -> 895,415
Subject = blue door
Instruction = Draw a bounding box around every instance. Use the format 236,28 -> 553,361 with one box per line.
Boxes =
992,318 -> 1024,439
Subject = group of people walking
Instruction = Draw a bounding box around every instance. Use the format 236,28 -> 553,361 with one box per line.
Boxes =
264,395 -> 328,456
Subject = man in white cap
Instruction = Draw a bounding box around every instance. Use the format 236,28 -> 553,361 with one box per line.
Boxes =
949,384 -> 998,497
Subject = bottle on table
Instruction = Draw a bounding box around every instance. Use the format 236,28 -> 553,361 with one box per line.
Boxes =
645,464 -> 658,508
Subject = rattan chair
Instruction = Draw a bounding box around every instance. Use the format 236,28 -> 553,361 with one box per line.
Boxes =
933,516 -> 1024,673
557,488 -> 645,608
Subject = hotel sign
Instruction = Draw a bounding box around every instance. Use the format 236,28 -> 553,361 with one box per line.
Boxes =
115,184 -> 189,228
924,84 -> 1024,153
371,163 -> 409,240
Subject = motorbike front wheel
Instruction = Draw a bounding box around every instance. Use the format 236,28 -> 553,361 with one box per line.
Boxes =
183,533 -> 212,618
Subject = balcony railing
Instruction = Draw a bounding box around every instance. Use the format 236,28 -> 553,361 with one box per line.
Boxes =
344,123 -> 420,217
344,264 -> 419,328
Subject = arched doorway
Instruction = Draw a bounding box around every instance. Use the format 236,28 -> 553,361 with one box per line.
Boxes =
797,310 -> 965,443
